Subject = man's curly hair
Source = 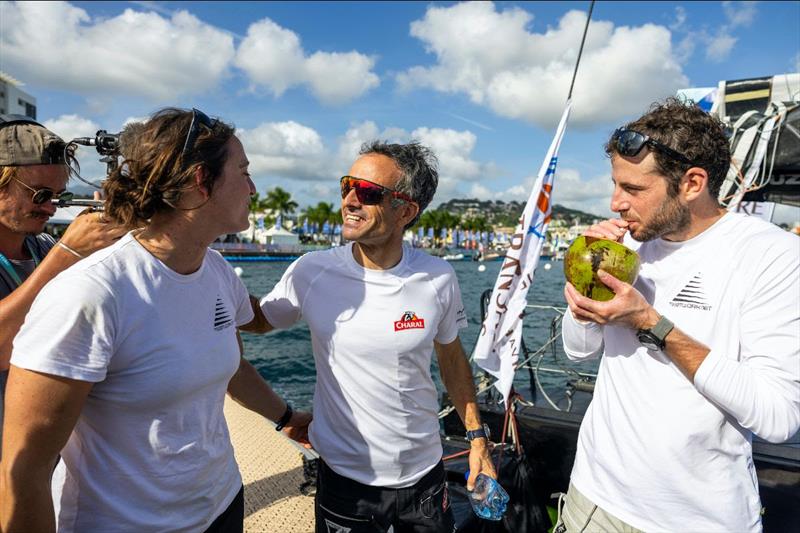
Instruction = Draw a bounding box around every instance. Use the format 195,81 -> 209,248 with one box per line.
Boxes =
605,97 -> 730,199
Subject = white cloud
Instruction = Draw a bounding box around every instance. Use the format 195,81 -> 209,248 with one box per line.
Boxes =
675,35 -> 695,64
234,17 -> 379,105
722,1 -> 757,29
237,117 -> 495,208
336,121 -> 381,164
705,31 -> 737,62
670,6 -> 687,32
410,128 -> 481,181
43,114 -> 100,145
237,121 -> 328,180
333,122 -> 492,188
702,1 -> 758,63
0,2 -> 235,101
398,3 -> 688,128
464,167 -> 613,218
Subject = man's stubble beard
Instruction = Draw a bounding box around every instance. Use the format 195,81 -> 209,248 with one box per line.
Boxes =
630,193 -> 691,242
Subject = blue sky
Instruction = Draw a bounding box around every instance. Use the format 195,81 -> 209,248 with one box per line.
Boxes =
2,1 -> 798,223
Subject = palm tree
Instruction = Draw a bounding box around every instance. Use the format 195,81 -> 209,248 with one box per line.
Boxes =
300,202 -> 343,242
265,187 -> 298,228
416,209 -> 460,247
303,202 -> 341,227
248,193 -> 269,242
462,216 -> 491,232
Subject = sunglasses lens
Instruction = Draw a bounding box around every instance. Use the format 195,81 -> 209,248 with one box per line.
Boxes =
615,130 -> 645,157
341,177 -> 386,205
32,190 -> 54,205
340,177 -> 352,198
356,183 -> 385,205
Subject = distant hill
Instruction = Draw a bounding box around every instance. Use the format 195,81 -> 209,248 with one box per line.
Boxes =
435,198 -> 600,227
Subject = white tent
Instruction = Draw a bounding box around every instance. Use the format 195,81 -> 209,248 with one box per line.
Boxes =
265,226 -> 299,246
49,206 -> 88,225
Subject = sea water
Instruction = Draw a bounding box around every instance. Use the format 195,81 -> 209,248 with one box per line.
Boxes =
238,257 -> 597,410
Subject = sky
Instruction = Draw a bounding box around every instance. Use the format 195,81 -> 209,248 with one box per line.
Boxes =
2,1 -> 798,223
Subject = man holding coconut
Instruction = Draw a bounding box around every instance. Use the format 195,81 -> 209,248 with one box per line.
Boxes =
557,98 -> 799,532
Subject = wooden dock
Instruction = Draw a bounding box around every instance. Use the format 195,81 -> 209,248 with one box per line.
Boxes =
224,397 -> 315,532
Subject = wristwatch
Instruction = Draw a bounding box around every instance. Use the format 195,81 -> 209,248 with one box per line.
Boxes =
466,423 -> 491,442
275,402 -> 293,431
636,315 -> 674,351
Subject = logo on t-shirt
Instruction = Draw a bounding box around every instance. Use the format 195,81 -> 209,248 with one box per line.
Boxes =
214,296 -> 234,331
669,273 -> 712,311
324,519 -> 351,533
394,311 -> 425,331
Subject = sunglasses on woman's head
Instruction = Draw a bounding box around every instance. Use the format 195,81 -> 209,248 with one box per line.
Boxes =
12,176 -> 74,205
181,108 -> 218,160
340,176 -> 415,205
611,128 -> 700,167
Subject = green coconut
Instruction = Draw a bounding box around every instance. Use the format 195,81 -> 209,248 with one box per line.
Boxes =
564,236 -> 641,301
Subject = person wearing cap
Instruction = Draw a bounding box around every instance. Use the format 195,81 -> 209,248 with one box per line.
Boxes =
0,115 -> 125,458
259,141 -> 496,532
556,99 -> 799,532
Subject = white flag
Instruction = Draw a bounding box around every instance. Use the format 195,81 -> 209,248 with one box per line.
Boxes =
473,102 -> 573,406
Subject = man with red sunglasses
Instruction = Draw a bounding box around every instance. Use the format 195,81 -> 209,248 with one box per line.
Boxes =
258,141 -> 496,532
0,116 -> 124,457
557,99 -> 799,532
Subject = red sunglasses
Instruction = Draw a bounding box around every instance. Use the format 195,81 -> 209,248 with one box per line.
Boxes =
340,176 -> 415,205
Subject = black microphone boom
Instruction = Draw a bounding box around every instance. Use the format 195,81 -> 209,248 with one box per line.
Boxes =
72,130 -> 121,156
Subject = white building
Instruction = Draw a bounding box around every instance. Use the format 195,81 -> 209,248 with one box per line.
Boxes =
0,72 -> 37,119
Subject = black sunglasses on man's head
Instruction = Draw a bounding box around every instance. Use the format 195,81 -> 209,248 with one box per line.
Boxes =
612,128 -> 700,167
181,108 -> 218,160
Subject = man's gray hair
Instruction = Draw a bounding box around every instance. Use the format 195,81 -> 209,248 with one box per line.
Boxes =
359,140 -> 438,229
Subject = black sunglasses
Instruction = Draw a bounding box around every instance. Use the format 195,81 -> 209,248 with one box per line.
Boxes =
12,176 -> 74,205
612,128 -> 700,167
340,176 -> 415,205
181,108 -> 218,160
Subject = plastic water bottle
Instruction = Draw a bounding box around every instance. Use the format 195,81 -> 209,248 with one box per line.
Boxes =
465,471 -> 509,520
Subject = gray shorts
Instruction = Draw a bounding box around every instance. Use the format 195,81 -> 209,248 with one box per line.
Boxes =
555,483 -> 643,533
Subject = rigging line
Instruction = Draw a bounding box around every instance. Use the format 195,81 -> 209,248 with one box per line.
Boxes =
567,0 -> 596,102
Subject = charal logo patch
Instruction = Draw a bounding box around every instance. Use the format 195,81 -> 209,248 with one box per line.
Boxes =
669,273 -> 712,311
214,296 -> 234,331
394,311 -> 425,331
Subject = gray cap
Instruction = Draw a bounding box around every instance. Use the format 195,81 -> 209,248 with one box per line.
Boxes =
0,115 -> 67,166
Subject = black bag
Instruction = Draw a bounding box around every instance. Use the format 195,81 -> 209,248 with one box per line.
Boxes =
445,443 -> 551,532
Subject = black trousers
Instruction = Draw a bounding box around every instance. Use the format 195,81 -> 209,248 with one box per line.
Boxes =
315,460 -> 455,533
205,485 -> 244,533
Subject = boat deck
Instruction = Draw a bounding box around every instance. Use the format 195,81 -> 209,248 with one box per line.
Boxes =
224,397 -> 315,532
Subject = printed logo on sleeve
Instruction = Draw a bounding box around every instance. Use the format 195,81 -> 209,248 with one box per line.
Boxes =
394,311 -> 426,331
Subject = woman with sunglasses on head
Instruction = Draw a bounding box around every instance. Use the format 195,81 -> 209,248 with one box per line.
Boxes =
0,108 -> 311,533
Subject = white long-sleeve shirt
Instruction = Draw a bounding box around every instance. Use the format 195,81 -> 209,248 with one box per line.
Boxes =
562,212 -> 800,532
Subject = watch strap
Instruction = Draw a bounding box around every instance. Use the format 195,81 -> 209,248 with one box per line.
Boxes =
466,423 -> 490,441
650,315 -> 674,342
275,402 -> 293,431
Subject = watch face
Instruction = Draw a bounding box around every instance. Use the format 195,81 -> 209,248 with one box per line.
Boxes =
637,331 -> 663,351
